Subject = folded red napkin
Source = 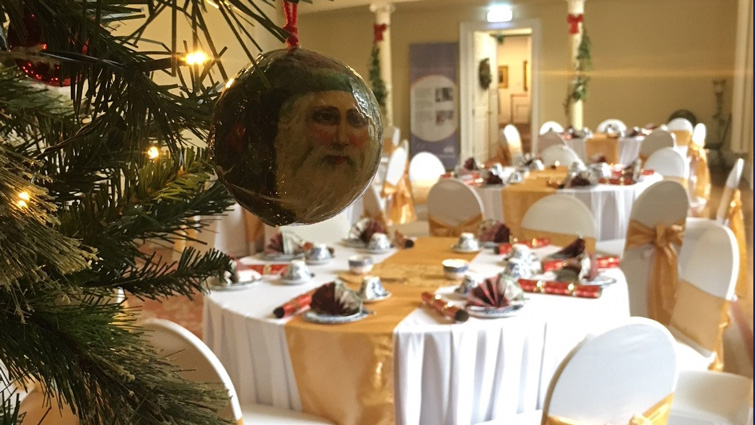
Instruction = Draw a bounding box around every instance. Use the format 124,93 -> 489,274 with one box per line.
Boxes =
479,221 -> 511,244
310,282 -> 362,316
518,279 -> 602,298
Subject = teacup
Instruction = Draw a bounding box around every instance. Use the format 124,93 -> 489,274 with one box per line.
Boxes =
456,271 -> 482,295
442,259 -> 469,280
306,243 -> 332,263
528,159 -> 545,171
507,171 -> 524,184
358,276 -> 390,301
348,255 -> 374,274
283,259 -> 311,282
368,232 -> 391,251
456,232 -> 479,251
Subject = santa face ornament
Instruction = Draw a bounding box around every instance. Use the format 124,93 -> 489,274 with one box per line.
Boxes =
209,48 -> 383,226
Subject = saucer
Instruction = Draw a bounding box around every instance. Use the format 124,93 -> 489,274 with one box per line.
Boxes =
581,275 -> 617,288
279,272 -> 315,285
465,303 -> 525,319
361,246 -> 394,254
305,257 -> 333,266
341,238 -> 367,248
361,291 -> 392,303
303,310 -> 369,324
481,241 -> 499,249
258,251 -> 305,262
451,244 -> 481,253
208,275 -> 261,291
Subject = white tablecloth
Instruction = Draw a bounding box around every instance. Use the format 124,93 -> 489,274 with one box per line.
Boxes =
203,244 -> 630,425
474,173 -> 663,241
565,136 -> 644,165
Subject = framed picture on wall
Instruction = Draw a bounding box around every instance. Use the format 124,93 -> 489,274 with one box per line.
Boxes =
498,65 -> 508,89
523,60 -> 529,92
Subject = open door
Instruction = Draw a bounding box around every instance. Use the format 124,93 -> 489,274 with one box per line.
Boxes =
469,31 -> 498,162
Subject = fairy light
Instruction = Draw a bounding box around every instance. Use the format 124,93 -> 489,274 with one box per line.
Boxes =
225,78 -> 235,89
17,191 -> 30,208
184,51 -> 209,66
147,146 -> 160,159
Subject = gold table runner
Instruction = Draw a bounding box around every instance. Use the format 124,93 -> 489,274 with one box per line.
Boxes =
585,135 -> 620,164
501,174 -> 562,238
284,237 -> 478,425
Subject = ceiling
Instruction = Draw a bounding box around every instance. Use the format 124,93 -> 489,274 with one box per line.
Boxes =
297,0 -> 564,15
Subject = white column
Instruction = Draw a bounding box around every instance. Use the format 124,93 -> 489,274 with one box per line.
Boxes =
566,0 -> 585,130
369,2 -> 395,127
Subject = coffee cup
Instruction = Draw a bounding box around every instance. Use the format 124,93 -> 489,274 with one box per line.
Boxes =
457,232 -> 479,251
358,276 -> 390,301
306,243 -> 332,263
457,271 -> 482,295
283,259 -> 311,282
442,259 -> 469,280
348,255 -> 374,274
368,232 -> 391,251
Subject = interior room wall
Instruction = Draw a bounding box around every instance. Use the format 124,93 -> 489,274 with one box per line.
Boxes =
496,35 -> 532,125
298,0 -> 739,152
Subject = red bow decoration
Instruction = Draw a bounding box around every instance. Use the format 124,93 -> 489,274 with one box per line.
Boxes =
374,23 -> 388,42
567,13 -> 583,34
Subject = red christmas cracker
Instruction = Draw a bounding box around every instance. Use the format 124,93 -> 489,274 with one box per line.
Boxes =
518,279 -> 602,299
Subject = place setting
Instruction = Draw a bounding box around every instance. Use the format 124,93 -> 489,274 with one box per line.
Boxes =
205,262 -> 263,292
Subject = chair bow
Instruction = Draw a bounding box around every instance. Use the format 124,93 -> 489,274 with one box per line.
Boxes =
727,190 -> 749,302
381,173 -> 416,225
687,143 -> 711,203
625,219 -> 685,325
545,394 -> 673,425
428,213 -> 484,237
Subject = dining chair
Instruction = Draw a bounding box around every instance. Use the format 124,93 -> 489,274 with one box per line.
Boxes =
379,146 -> 416,224
639,129 -> 676,162
717,158 -> 745,224
474,317 -> 678,425
141,319 -> 335,425
189,203 -> 250,259
667,118 -> 694,155
688,123 -> 711,214
503,124 -> 523,162
267,210 -> 351,246
361,183 -> 388,225
619,181 -> 689,320
667,117 -> 695,133
382,125 -> 400,156
535,130 -> 566,155
540,144 -> 583,168
409,152 -> 446,220
426,179 -> 485,237
668,370 -> 753,425
520,194 -> 596,251
596,118 -> 627,133
645,147 -> 689,187
670,222 -> 738,372
538,121 -> 564,135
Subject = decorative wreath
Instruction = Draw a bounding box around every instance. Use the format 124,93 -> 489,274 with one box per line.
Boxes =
478,58 -> 492,90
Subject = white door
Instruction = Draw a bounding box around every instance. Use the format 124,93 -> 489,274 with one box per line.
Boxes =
469,31 -> 497,162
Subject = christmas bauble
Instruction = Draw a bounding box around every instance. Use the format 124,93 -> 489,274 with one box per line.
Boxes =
209,48 -> 383,226
7,10 -> 72,86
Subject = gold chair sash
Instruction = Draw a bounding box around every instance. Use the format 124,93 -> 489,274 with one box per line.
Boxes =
486,144 -> 512,167
670,130 -> 691,148
624,219 -> 685,326
520,227 -> 597,253
242,210 -> 265,247
381,172 -> 417,225
428,213 -> 484,237
585,136 -> 620,164
670,279 -> 731,371
544,393 -> 674,425
411,178 -> 438,206
728,190 -> 750,303
687,143 -> 711,202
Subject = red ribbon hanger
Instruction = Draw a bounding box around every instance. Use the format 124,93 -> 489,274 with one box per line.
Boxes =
567,13 -> 583,35
374,23 -> 388,42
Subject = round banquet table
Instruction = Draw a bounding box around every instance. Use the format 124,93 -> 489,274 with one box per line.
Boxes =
473,172 -> 663,241
203,238 -> 630,425
564,135 -> 644,166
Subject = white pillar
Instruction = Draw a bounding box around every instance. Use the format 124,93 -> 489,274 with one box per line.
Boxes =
369,2 -> 395,127
566,0 -> 585,130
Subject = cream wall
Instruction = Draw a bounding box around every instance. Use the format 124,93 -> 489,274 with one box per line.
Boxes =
496,35 -> 532,124
298,0 -> 738,152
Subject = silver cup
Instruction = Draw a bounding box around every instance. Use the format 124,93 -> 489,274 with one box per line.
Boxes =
358,276 -> 390,301
368,232 -> 391,251
457,232 -> 479,251
283,259 -> 310,281
457,271 -> 482,295
306,243 -> 332,263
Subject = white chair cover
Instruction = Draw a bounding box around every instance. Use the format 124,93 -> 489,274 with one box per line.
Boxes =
640,130 -> 676,160
536,130 -> 566,154
384,126 -> 400,151
400,139 -> 409,155
476,318 -> 678,425
521,194 -> 596,239
667,118 -> 695,133
503,124 -> 523,160
266,211 -> 351,246
540,144 -> 583,168
692,123 -> 706,148
141,319 -> 334,425
188,203 -> 250,259
384,146 -> 408,186
716,158 -> 745,223
596,118 -> 627,133
426,179 -> 484,231
362,184 -> 387,221
669,371 -> 753,425
408,152 -> 445,182
620,181 -> 689,318
645,147 -> 689,180
538,121 -> 564,135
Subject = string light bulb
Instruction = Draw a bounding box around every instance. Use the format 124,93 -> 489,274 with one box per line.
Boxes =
147,146 -> 160,159
17,191 -> 30,208
184,51 -> 209,66
225,78 -> 235,89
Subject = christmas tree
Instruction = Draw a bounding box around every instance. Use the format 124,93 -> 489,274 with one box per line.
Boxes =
0,1 -> 290,424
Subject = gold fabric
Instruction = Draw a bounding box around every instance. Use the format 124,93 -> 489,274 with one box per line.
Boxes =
671,130 -> 692,148
670,280 -> 731,371
501,177 -> 558,238
544,393 -> 674,425
428,213 -> 484,237
411,178 -> 438,206
486,144 -> 512,167
662,176 -> 689,190
242,210 -> 265,245
383,139 -> 396,156
520,227 -> 596,253
285,282 -> 428,425
728,190 -> 750,303
624,219 -> 686,326
530,167 -> 570,180
382,237 -> 480,266
381,173 -> 417,225
585,135 -> 620,164
687,143 -> 711,202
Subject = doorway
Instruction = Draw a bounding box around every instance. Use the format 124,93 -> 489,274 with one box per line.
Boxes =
460,20 -> 540,164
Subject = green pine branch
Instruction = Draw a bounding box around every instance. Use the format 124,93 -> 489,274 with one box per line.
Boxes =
368,45 -> 387,110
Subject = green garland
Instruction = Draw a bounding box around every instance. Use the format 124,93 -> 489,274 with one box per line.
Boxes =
564,30 -> 592,117
368,45 -> 388,111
